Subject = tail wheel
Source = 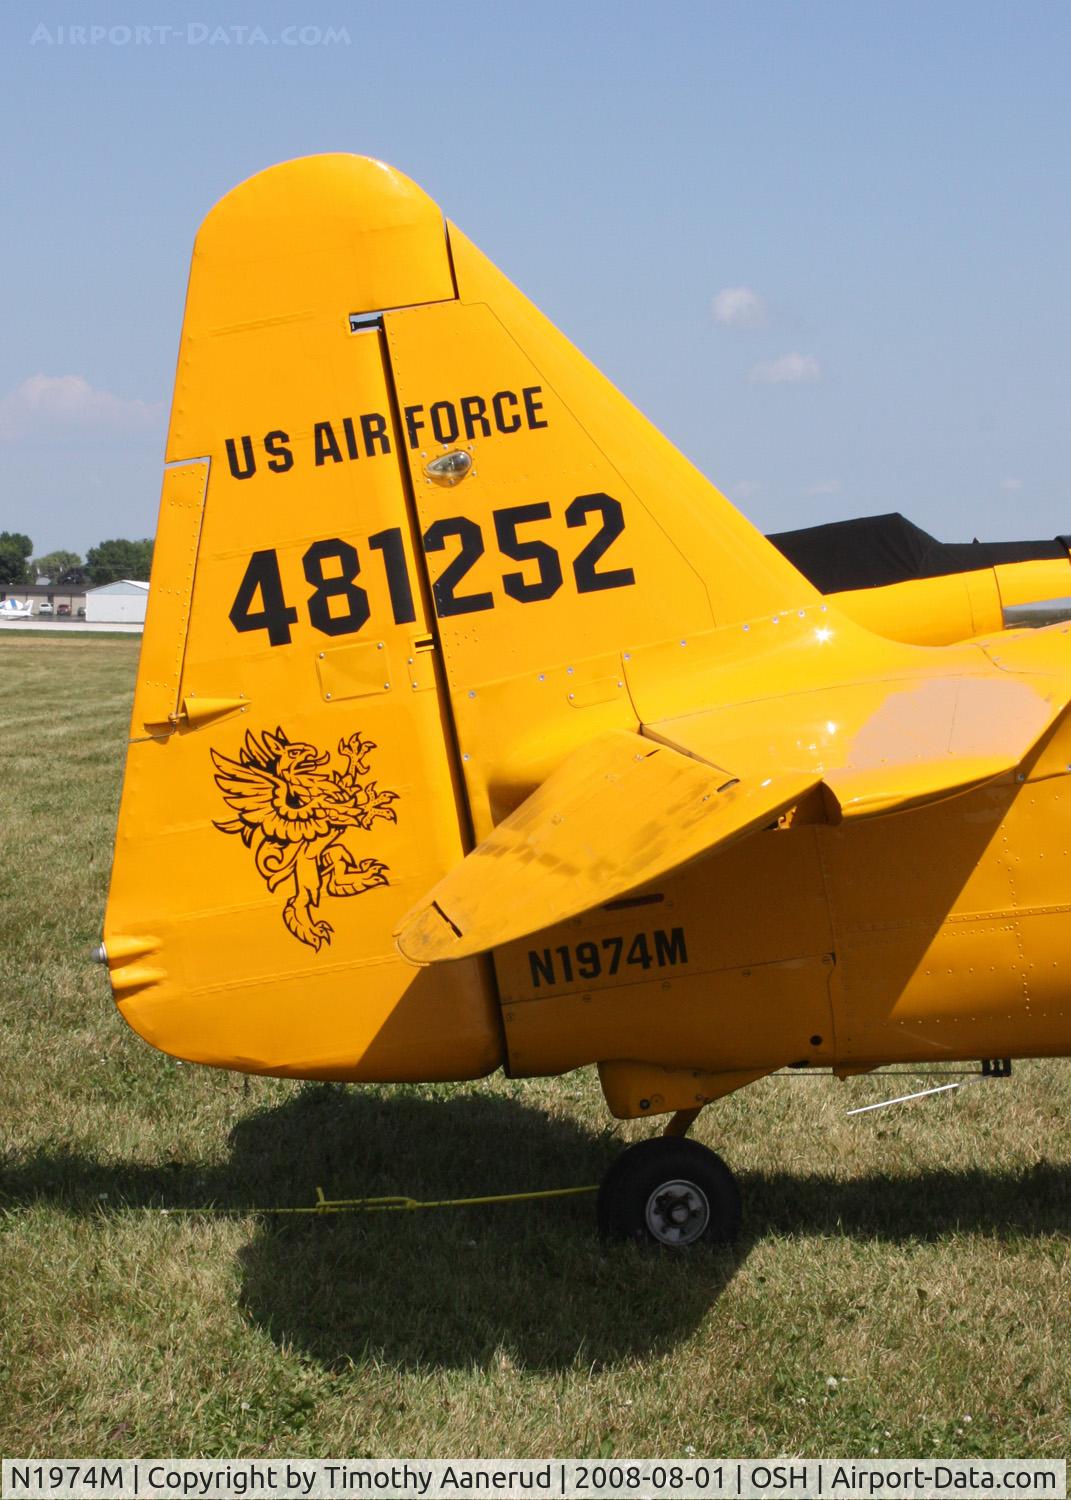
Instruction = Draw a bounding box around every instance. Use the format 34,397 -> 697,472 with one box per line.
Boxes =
597,1136 -> 742,1248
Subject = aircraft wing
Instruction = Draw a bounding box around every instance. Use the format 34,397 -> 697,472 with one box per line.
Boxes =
396,656 -> 1071,964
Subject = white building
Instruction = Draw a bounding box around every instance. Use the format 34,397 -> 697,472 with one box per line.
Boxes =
84,579 -> 150,625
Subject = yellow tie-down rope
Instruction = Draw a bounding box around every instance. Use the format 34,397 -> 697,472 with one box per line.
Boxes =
157,1184 -> 598,1218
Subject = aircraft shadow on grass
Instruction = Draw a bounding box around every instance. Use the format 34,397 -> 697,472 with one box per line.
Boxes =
3,1086 -> 1070,1371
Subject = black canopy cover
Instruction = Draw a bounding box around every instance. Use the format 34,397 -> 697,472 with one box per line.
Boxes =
768,512 -> 1068,595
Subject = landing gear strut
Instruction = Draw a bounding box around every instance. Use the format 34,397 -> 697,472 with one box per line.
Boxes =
597,1136 -> 742,1248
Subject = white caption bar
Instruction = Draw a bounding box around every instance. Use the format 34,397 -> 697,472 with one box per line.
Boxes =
4,1464 -> 1062,1500
2,1459 -> 1066,1500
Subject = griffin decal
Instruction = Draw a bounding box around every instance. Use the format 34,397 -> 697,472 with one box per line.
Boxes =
211,727 -> 398,951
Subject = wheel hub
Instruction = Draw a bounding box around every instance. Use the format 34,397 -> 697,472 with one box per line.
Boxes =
645,1178 -> 711,1246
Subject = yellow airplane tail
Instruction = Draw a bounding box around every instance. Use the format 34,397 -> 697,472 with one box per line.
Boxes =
99,154 -> 1071,1229
120,153 -> 1061,1083
105,152 -> 825,1080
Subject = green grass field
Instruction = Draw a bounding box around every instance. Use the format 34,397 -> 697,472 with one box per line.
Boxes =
2,635 -> 1070,1460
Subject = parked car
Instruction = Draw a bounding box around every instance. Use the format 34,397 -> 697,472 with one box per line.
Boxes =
56,603 -> 71,616
38,602 -> 54,615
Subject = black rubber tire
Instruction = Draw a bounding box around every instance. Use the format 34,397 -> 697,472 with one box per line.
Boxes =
597,1136 -> 742,1248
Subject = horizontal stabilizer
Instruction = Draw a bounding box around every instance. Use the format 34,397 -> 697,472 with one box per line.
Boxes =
649,666 -> 1071,823
399,648 -> 1071,964
395,730 -> 818,963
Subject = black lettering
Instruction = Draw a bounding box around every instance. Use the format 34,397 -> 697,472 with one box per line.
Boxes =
361,411 -> 391,456
229,549 -> 298,646
566,492 -> 636,592
460,394 -> 491,439
522,385 -> 547,429
263,430 -> 293,473
493,502 -> 563,603
225,434 -> 256,480
576,941 -> 601,979
404,405 -> 425,448
655,927 -> 688,966
430,400 -> 459,444
303,538 -> 370,637
627,932 -> 653,970
491,390 -> 521,433
555,944 -> 574,982
602,936 -> 623,974
368,527 -> 416,624
423,517 -> 494,617
342,416 -> 360,460
529,949 -> 555,987
313,421 -> 343,466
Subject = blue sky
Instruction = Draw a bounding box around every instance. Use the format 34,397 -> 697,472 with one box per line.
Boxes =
1,0 -> 1068,557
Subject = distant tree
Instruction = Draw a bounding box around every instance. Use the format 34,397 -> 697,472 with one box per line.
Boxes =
32,549 -> 82,583
86,537 -> 154,586
0,532 -> 33,586
58,565 -> 90,587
